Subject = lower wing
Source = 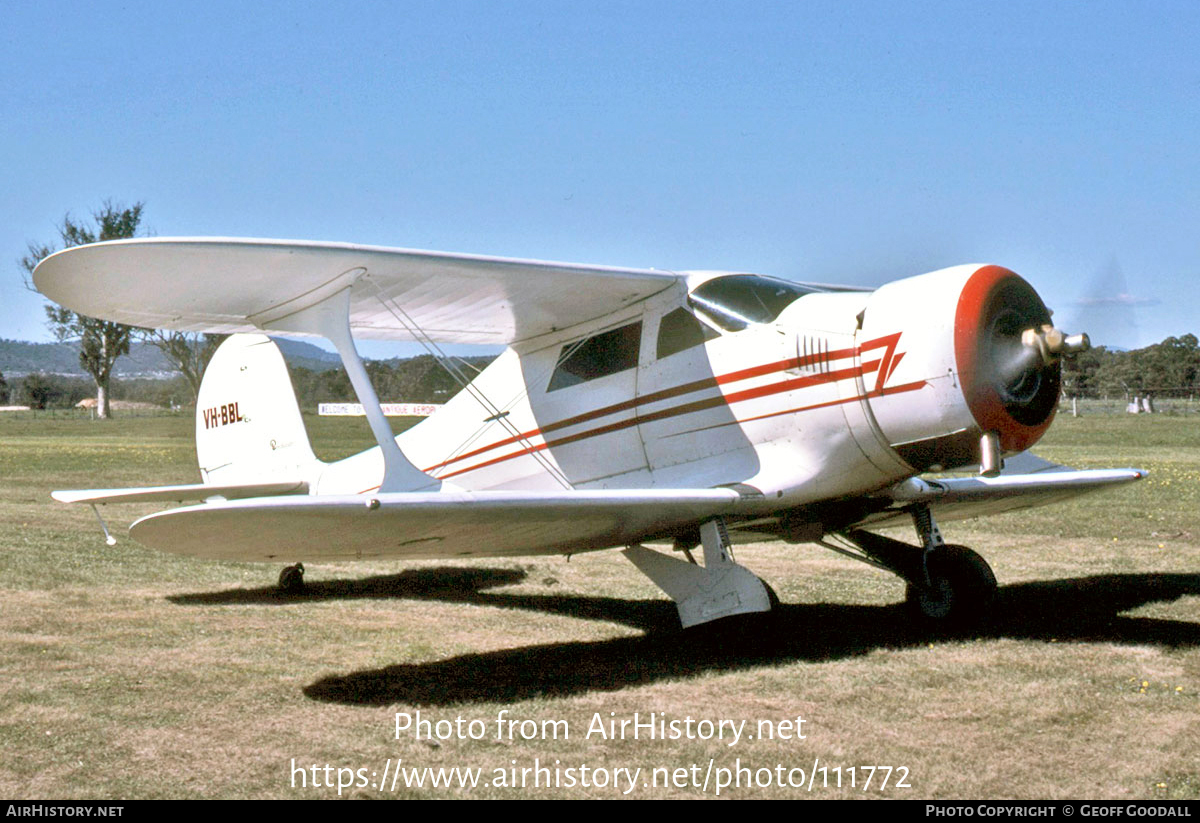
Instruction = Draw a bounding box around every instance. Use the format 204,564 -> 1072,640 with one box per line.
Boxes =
852,459 -> 1146,531
57,456 -> 1144,560
126,488 -> 746,561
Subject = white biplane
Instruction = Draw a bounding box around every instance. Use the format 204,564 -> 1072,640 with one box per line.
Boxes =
34,238 -> 1144,628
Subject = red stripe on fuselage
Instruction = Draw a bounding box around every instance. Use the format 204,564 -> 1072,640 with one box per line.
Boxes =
426,335 -> 900,474
420,341 -> 870,475
426,332 -> 913,481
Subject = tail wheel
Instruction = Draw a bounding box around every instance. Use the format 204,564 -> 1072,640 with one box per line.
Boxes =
763,579 -> 781,610
278,562 -> 305,593
906,545 -> 997,627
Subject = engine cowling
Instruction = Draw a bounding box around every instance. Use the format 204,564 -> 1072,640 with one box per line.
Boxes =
857,264 -> 1072,473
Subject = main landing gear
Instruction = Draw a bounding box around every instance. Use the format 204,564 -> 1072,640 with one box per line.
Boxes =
834,507 -> 998,629
905,544 -> 997,624
624,518 -> 774,629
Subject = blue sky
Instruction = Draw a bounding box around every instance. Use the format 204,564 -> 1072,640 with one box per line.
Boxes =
3,1 -> 1197,353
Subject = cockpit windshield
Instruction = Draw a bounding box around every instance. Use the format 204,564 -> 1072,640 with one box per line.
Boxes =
687,274 -> 824,332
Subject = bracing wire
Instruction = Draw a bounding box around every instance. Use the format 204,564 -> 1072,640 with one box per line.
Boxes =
364,280 -> 575,489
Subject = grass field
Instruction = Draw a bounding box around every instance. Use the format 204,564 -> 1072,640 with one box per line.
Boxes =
0,411 -> 1197,799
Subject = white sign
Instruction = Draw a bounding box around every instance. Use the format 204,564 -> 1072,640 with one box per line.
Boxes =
318,403 -> 442,417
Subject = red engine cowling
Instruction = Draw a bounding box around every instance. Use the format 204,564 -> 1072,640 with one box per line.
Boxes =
857,264 -> 1063,472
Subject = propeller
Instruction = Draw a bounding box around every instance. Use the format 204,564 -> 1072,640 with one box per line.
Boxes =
969,281 -> 1091,474
973,275 -> 1090,430
995,324 -> 1091,389
1058,257 -> 1153,352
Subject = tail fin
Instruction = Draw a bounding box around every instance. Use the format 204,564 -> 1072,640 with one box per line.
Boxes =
196,334 -> 322,486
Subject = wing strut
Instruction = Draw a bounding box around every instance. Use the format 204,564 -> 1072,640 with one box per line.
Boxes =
266,287 -> 440,493
90,504 -> 118,546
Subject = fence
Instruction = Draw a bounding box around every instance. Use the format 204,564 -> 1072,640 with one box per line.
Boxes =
1059,396 -> 1200,415
0,406 -> 189,420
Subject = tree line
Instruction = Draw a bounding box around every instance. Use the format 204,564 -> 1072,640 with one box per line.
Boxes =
1062,335 -> 1200,399
0,355 -> 495,410
287,354 -> 496,409
10,333 -> 1194,410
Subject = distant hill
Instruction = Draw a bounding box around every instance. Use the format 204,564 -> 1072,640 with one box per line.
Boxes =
0,336 -> 341,377
0,339 -> 88,375
271,339 -> 342,371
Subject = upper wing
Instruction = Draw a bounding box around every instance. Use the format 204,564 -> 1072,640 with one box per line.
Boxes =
33,237 -> 683,345
126,488 -> 747,561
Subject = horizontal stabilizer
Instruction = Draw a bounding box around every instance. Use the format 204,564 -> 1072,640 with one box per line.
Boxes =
128,488 -> 746,561
52,481 -> 309,506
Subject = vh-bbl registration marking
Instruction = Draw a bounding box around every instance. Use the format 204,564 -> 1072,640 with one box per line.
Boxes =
203,402 -> 244,430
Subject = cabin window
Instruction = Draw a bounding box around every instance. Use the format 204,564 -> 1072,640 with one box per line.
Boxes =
656,307 -> 719,359
547,321 -> 642,391
688,274 -> 822,332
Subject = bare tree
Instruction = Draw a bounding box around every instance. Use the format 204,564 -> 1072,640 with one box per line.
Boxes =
20,201 -> 144,418
142,330 -> 225,403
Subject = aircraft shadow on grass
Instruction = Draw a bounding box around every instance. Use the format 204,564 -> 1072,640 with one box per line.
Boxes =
169,567 -> 1200,707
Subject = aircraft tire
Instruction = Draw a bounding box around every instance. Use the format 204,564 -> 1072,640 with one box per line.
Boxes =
278,562 -> 305,593
905,545 -> 996,628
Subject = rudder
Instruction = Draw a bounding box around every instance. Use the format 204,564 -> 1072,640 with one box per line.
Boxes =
196,334 -> 322,486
